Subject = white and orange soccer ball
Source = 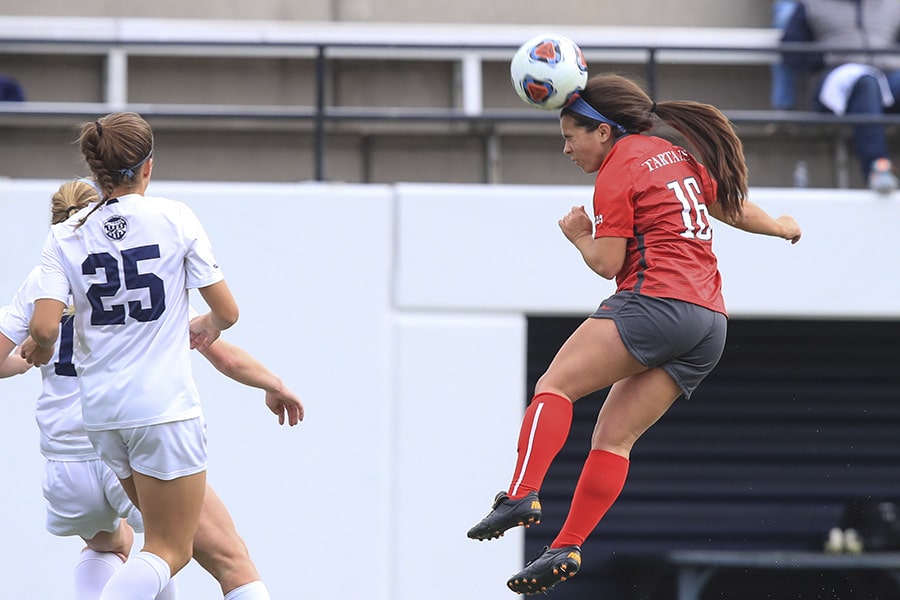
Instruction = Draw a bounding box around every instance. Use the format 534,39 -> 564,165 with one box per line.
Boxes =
510,33 -> 588,110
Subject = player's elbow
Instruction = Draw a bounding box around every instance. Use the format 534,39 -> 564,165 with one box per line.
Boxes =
220,306 -> 239,329
211,306 -> 239,331
29,299 -> 66,348
588,256 -> 624,280
30,321 -> 59,348
583,237 -> 626,280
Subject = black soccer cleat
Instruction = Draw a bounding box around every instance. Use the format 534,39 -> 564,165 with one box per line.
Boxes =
506,545 -> 582,595
467,490 -> 542,541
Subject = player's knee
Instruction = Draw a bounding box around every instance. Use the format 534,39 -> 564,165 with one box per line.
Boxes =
84,520 -> 134,556
194,538 -> 253,577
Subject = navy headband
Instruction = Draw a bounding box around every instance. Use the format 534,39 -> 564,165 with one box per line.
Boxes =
566,97 -> 627,133
118,146 -> 153,179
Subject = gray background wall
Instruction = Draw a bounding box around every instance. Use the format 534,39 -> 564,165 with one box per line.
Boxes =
6,3 -> 865,190
0,1 -> 770,26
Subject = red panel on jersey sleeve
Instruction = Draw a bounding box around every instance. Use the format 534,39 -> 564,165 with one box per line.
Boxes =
592,144 -> 636,239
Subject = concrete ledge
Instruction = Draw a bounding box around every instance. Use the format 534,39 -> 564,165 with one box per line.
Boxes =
0,16 -> 782,63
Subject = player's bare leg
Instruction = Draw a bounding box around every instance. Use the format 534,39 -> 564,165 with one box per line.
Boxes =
98,471 -> 205,599
192,485 -> 271,599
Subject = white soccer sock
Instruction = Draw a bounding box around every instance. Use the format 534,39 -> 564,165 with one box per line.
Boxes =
155,576 -> 179,600
98,550 -> 170,600
75,550 -> 125,600
223,580 -> 271,600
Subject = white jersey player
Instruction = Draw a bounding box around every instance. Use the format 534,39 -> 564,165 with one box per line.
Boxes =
1,268 -> 155,599
25,112 -> 239,600
6,179 -> 303,600
38,193 -> 221,433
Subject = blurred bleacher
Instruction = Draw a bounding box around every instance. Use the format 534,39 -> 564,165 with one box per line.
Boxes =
2,16 -> 900,188
527,317 -> 900,600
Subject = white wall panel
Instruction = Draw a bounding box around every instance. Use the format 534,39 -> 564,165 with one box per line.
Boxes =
0,178 -> 896,599
395,184 -> 900,318
390,313 -> 526,600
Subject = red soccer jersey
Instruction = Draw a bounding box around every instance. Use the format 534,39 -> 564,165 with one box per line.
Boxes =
592,134 -> 727,315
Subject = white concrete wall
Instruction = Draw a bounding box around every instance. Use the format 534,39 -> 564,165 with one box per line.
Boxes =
0,179 -> 897,599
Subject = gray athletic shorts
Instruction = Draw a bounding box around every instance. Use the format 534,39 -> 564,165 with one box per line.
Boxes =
591,291 -> 727,398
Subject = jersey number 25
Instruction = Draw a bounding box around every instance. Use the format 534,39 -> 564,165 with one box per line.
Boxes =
82,244 -> 166,326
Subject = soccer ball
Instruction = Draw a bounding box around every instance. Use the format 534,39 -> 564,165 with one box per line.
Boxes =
510,33 -> 588,110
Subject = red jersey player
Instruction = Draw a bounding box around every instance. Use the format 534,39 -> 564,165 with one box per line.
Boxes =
594,134 -> 726,314
467,73 -> 802,596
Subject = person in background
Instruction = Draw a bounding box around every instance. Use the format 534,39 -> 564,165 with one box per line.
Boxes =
782,0 -> 900,193
467,73 -> 801,595
0,74 -> 25,101
3,178 -> 303,600
772,0 -> 803,109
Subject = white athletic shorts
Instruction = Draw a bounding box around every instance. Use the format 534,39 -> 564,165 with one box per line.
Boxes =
43,458 -> 143,539
87,417 -> 208,481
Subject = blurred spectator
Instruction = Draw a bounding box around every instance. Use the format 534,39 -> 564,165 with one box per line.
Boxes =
0,75 -> 25,101
782,0 -> 900,193
771,1 -> 802,109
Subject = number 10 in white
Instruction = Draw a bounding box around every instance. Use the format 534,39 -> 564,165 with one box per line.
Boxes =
667,177 -> 712,240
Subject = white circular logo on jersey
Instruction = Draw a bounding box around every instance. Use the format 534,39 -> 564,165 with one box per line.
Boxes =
103,215 -> 128,241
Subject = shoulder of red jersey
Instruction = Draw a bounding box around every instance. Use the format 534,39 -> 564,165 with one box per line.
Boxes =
608,135 -> 718,204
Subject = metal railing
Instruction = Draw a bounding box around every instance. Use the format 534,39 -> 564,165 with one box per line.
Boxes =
2,17 -> 900,181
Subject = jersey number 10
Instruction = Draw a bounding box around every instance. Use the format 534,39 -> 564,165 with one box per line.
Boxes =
668,177 -> 712,241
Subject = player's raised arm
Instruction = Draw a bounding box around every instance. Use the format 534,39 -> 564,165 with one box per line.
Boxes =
707,199 -> 802,244
195,335 -> 304,426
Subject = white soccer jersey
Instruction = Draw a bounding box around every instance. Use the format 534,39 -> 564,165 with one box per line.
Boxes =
0,267 -> 97,460
36,194 -> 224,431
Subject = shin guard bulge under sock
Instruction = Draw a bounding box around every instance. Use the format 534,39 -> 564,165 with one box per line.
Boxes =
551,449 -> 630,548
98,550 -> 171,600
75,550 -> 125,600
155,576 -> 178,600
507,391 -> 573,499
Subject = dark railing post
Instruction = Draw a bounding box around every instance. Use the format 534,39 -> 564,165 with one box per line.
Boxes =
314,44 -> 326,181
646,47 -> 658,100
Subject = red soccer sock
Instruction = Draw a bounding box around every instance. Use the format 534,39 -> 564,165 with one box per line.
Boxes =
551,449 -> 630,548
507,392 -> 573,500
